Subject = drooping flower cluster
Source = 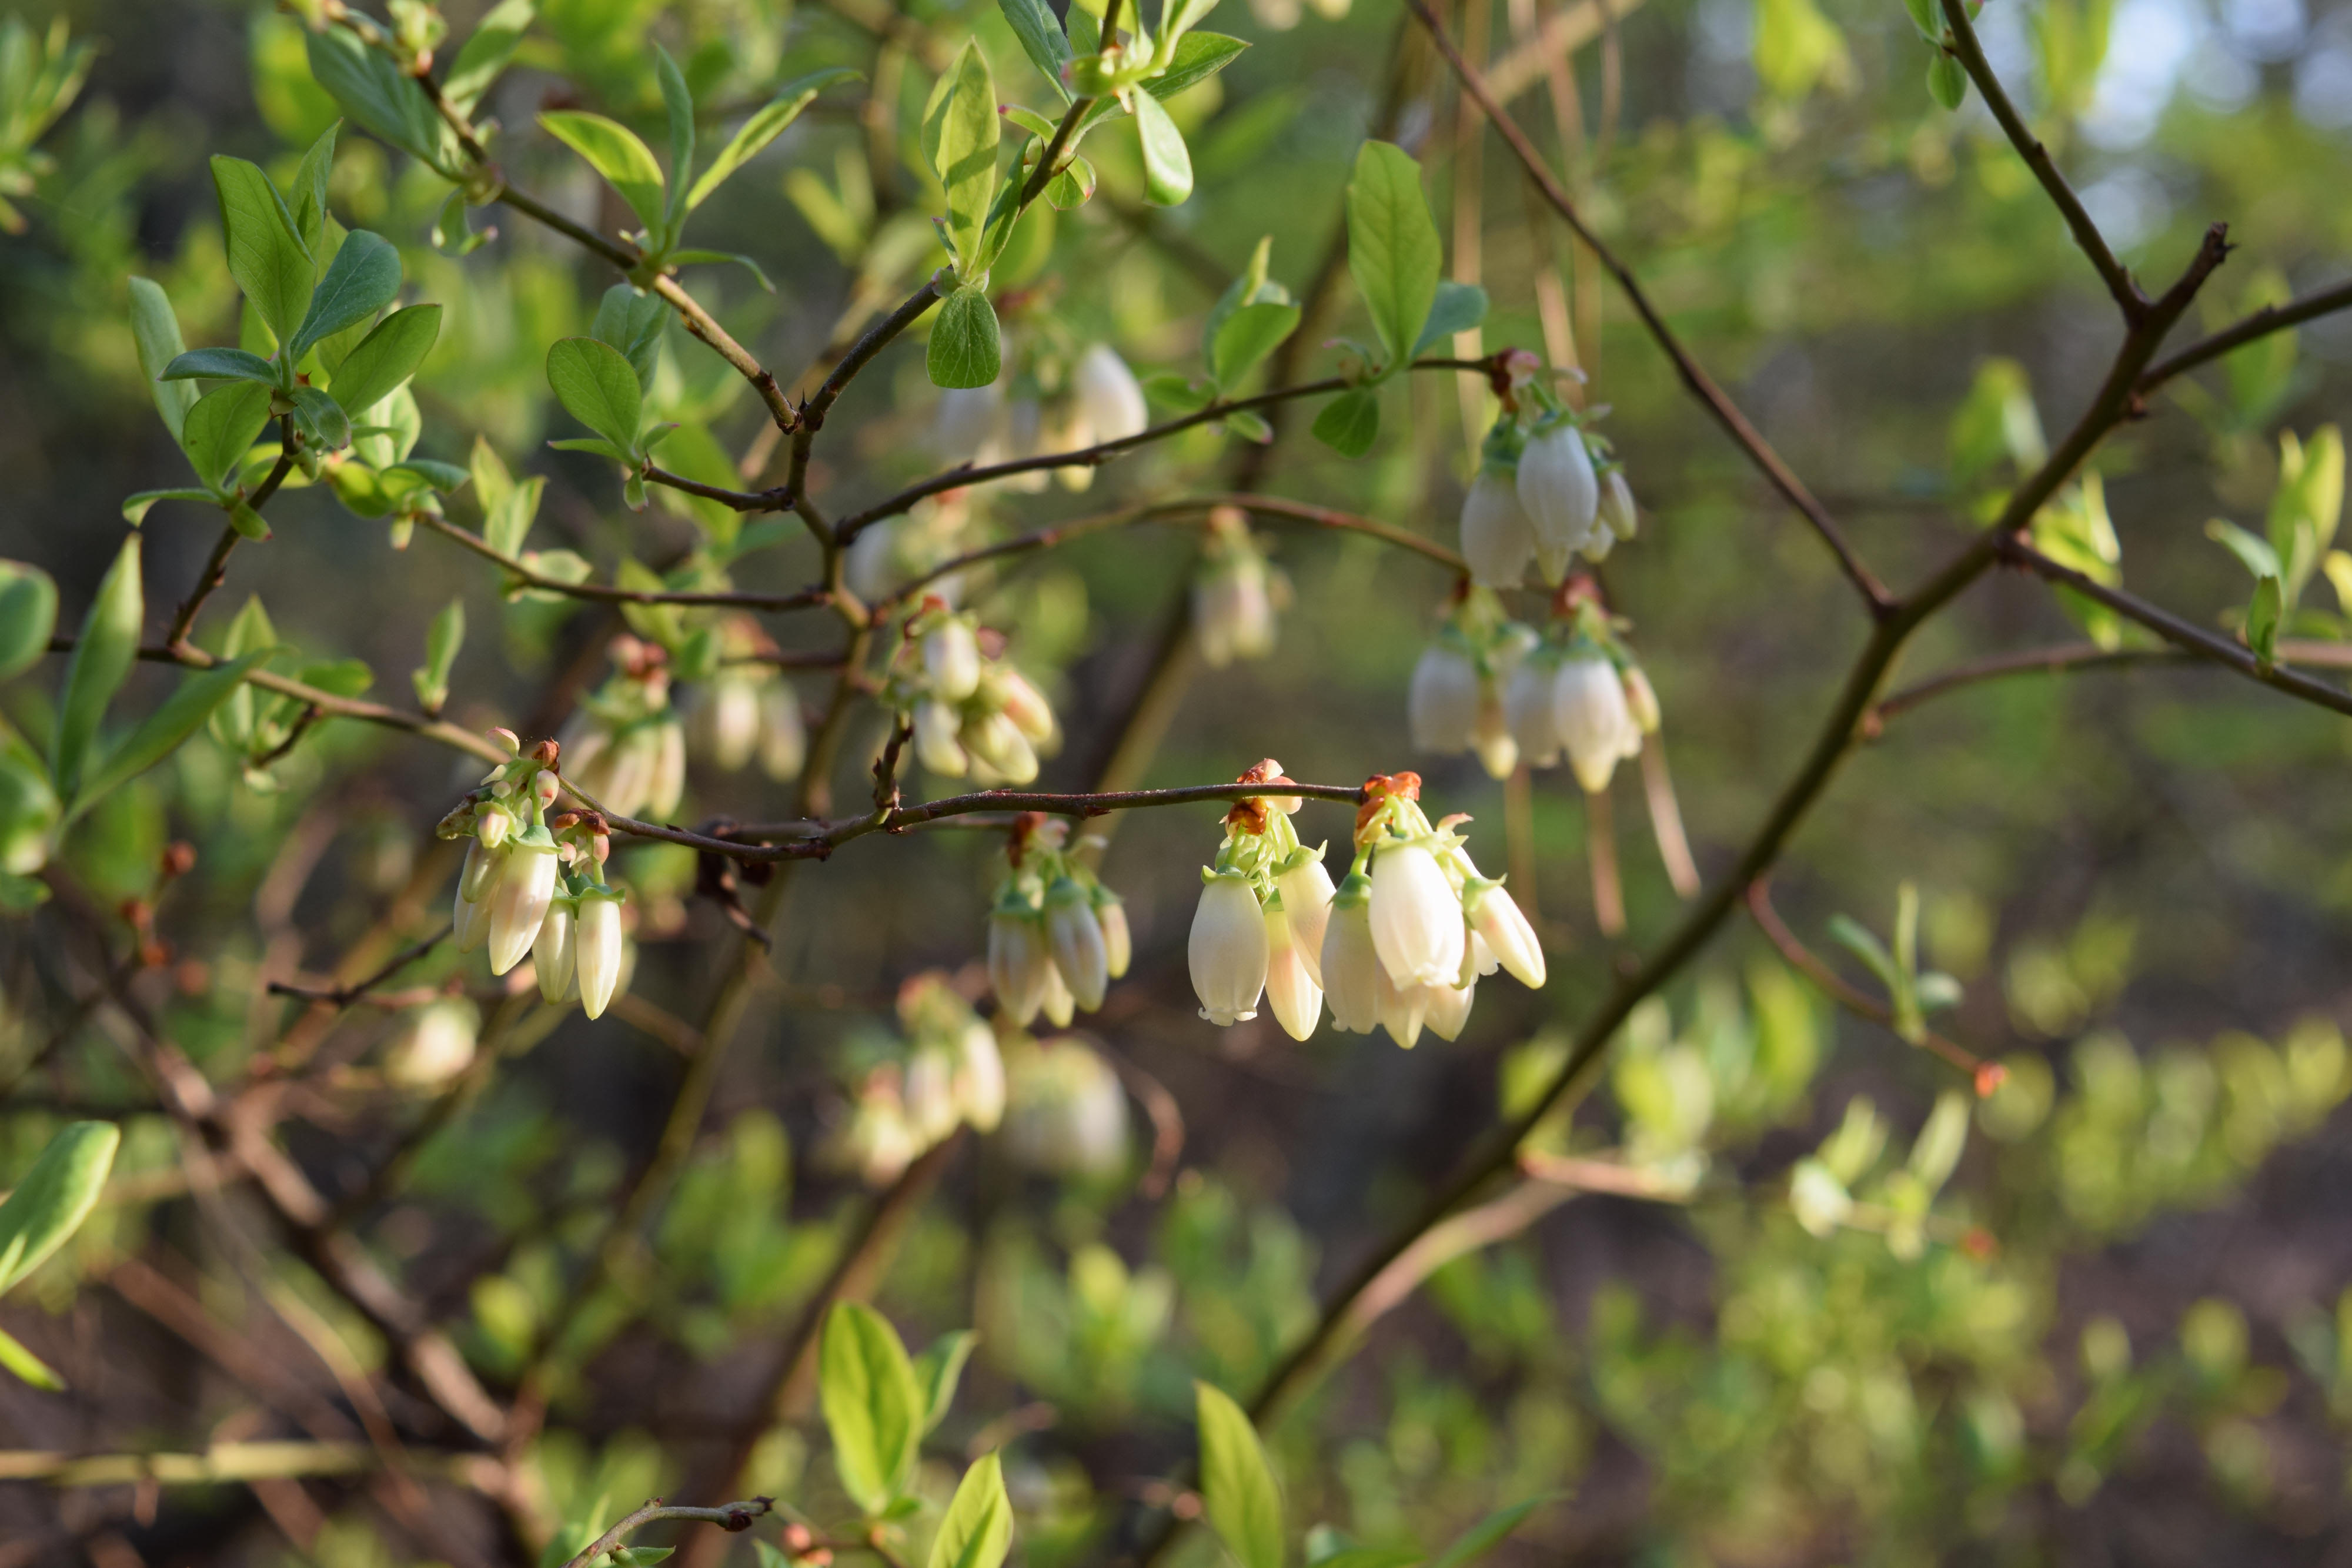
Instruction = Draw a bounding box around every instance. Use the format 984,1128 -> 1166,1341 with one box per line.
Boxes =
437,733 -> 630,1019
885,599 -> 1058,786
830,972 -> 1007,1186
1409,587 -> 1538,780
1504,581 -> 1662,795
686,615 -> 806,783
1182,760 -> 1334,1039
557,636 -> 686,821
1193,507 -> 1283,668
932,342 -> 1150,492
1459,354 -> 1641,589
986,815 -> 1130,1029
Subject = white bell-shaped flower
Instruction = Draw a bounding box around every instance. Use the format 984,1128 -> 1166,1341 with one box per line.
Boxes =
1459,468 -> 1538,588
1374,960 -> 1428,1048
534,895 -> 577,1002
1073,344 -> 1150,446
1505,651 -> 1565,768
1368,839 -> 1466,988
1194,557 -> 1277,667
1472,691 -> 1518,780
914,699 -> 967,777
1095,890 -> 1132,979
453,862 -> 496,953
385,999 -> 479,1088
1599,467 -> 1639,542
574,890 -> 626,1019
1517,422 -> 1599,583
988,908 -> 1053,1026
1045,877 -> 1110,1012
995,668 -> 1057,744
760,684 -> 807,781
1040,958 -> 1077,1028
1623,666 -> 1662,734
923,620 -> 982,701
646,718 -> 687,820
1409,641 -> 1481,754
1465,880 -> 1545,988
1320,877 -> 1381,1034
934,382 -> 1007,466
1553,653 -> 1642,794
1263,903 -> 1324,1041
964,709 -> 1040,787
954,1022 -> 1006,1132
1424,976 -> 1475,1042
695,675 -> 763,772
1189,871 -> 1269,1025
487,836 -> 559,976
1275,856 -> 1335,988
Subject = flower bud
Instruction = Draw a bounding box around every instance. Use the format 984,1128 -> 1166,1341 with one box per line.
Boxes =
923,619 -> 983,701
915,699 -> 967,777
696,674 -> 763,772
759,683 -> 807,782
1598,467 -> 1639,542
1039,959 -> 1077,1028
453,847 -> 500,953
1045,878 -> 1110,1012
955,1022 -> 1006,1132
1553,654 -> 1642,794
1002,1037 -> 1129,1177
646,718 -> 687,820
1319,873 -> 1380,1034
1517,422 -> 1599,583
1194,554 -> 1277,668
1368,840 -> 1466,989
1409,641 -> 1481,754
1263,902 -> 1324,1041
1094,889 -> 1132,980
905,1045 -> 961,1144
1189,871 -> 1269,1026
534,895 -> 577,1002
1464,879 -> 1545,988
1473,690 -> 1518,781
487,833 -> 559,976
934,382 -> 1007,466
1460,468 -> 1538,589
963,709 -> 1040,787
459,835 -> 502,904
995,668 -> 1057,744
475,803 -> 513,853
574,888 -> 626,1019
1274,855 -> 1335,988
1074,343 -> 1150,446
1623,665 -> 1662,734
988,908 -> 1053,1026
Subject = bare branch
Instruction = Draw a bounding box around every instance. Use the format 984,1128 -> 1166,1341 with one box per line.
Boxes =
2139,276 -> 2352,392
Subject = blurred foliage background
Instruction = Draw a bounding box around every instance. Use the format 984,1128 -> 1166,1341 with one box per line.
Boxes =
2,0 -> 2352,1559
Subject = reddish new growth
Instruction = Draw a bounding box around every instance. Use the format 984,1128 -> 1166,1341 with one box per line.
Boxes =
1225,758 -> 1299,835
1553,573 -> 1603,618
1005,810 -> 1052,867
532,737 -> 561,769
1355,770 -> 1421,837
1974,1061 -> 2009,1100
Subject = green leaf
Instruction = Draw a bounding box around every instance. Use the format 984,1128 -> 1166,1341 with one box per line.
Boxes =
229,500 -> 271,541
1161,0 -> 1224,47
998,0 -> 1074,102
1424,1497 -> 1554,1568
670,249 -> 776,292
71,653 -> 269,817
182,383 -> 275,490
289,385 -> 352,450
592,285 -> 668,392
328,303 -> 442,416
1203,236 -> 1285,361
540,111 -> 666,235
1411,280 -> 1488,356
52,537 -> 142,799
1927,49 -> 1968,109
1307,1552 -> 1421,1568
290,228 -> 402,359
1045,154 -> 1097,210
0,1325 -> 63,1390
444,0 -> 534,115
688,67 -> 860,210
288,121 -> 340,258
1146,31 -> 1249,99
549,436 -> 631,460
912,1329 -> 978,1433
121,489 -> 215,526
128,278 -> 199,444
820,1302 -> 924,1515
1211,301 -> 1299,389
432,189 -> 492,256
926,42 -> 1001,275
0,563 -> 58,683
1311,387 -> 1379,457
305,26 -> 445,164
928,286 -> 1001,389
413,597 -> 465,711
0,1122 -> 121,1295
655,45 -> 696,236
389,459 -> 469,491
1134,88 -> 1194,206
2247,574 -> 2283,666
211,155 -> 315,349
1197,1382 -> 1282,1568
1345,141 -> 1441,370
2206,518 -> 2281,582
161,347 -> 280,385
927,1452 -> 1014,1568
1826,914 -> 1902,994
547,336 -> 646,454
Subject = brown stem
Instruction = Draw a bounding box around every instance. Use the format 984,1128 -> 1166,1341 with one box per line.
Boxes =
166,437 -> 297,651
417,516 -> 831,613
1870,637 -> 2352,724
1744,880 -> 1987,1078
2139,276 -> 2352,390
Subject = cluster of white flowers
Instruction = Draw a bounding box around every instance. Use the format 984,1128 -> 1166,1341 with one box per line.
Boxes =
1194,507 -> 1282,667
1186,766 -> 1544,1047
437,733 -> 631,1019
999,1032 -> 1131,1179
1459,357 -> 1641,589
986,815 -> 1131,1029
888,599 -> 1059,785
831,972 -> 1007,1186
933,342 -> 1150,492
1409,587 -> 1537,780
844,493 -> 977,607
686,615 -> 806,783
557,636 -> 687,821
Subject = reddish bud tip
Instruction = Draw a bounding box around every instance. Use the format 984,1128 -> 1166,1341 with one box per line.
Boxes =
1974,1061 -> 2008,1099
783,1524 -> 815,1553
160,842 -> 198,878
1960,1226 -> 1999,1260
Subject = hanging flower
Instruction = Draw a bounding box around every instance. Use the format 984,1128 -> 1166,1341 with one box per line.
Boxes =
1554,653 -> 1642,795
1046,875 -> 1110,1012
1408,591 -> 1535,781
1185,761 -> 1329,1031
559,636 -> 687,820
1275,853 -> 1335,987
574,885 -> 627,1019
985,816 -> 1122,1025
384,997 -> 480,1089
534,892 -> 577,1002
1194,508 -> 1281,667
1368,837 -> 1464,988
1001,1034 -> 1131,1178
1460,467 -> 1539,589
1263,900 -> 1324,1042
1073,343 -> 1150,447
689,617 -> 806,783
1518,417 -> 1599,582
1599,466 -> 1639,544
1409,637 -> 1481,755
890,600 -> 1060,787
487,828 -> 559,975
1464,878 -> 1546,988
1189,871 -> 1268,1025
1319,870 -> 1381,1034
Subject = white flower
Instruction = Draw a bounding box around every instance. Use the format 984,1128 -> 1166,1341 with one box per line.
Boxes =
760,683 -> 806,781
1623,665 -> 1662,734
994,668 -> 1057,744
1409,641 -> 1481,754
923,620 -> 982,701
1472,689 -> 1518,781
1194,558 -> 1277,667
1263,902 -> 1324,1041
988,908 -> 1053,1026
1506,651 -> 1565,768
905,1045 -> 961,1143
1040,959 -> 1077,1028
964,709 -> 1040,787
1374,960 -> 1428,1048
487,837 -> 559,975
453,861 -> 496,953
1368,839 -> 1465,988
1275,856 -> 1335,987
1190,871 -> 1269,1025
1789,1158 -> 1852,1238
1002,1037 -> 1129,1176
1599,467 -> 1639,542
1460,468 -> 1537,588
534,895 -> 577,1002
575,890 -> 626,1019
1465,880 -> 1546,988
954,1022 -> 1006,1133
1095,891 -> 1132,979
695,674 -> 763,772
385,998 -> 479,1088
1320,877 -> 1381,1034
1423,977 -> 1475,1042
934,382 -> 1007,466
646,717 -> 686,820
1046,877 -> 1110,1012
1553,653 -> 1642,794
914,699 -> 967,777
1517,421 -> 1599,582
1074,344 -> 1150,446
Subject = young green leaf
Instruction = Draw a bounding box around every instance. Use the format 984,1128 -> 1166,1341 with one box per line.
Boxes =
305,25 -> 445,165
1045,154 -> 1097,211
1411,280 -> 1489,357
0,1325 -> 63,1391
912,1329 -> 979,1433
69,653 -> 269,817
0,563 -> 58,683
2204,519 -> 2280,582
927,285 -> 1002,389
1211,301 -> 1299,389
926,41 -> 1001,274
1134,89 -> 1194,206
1074,32 -> 1250,133
0,1121 -> 121,1295
820,1301 -> 925,1515
540,112 -> 667,236
121,490 -> 215,526
1927,49 -> 1968,109
443,0 -> 534,115
289,385 -> 353,450
328,303 -> 442,416
547,337 -> 646,454
52,537 -> 142,798
2247,573 -> 2283,665
1196,1382 -> 1282,1568
926,1452 -> 1014,1568
290,228 -> 402,359
182,383 -> 275,490
686,68 -> 861,210
1423,1496 -> 1555,1568
1311,387 -> 1380,458
211,155 -> 315,349
128,278 -> 199,444
159,347 -> 280,386
593,285 -> 671,391
656,45 -> 696,235
413,598 -> 465,712
486,477 -> 545,559
998,0 -> 1074,102
670,250 -> 776,292
288,121 -> 340,258
1346,141 -> 1441,371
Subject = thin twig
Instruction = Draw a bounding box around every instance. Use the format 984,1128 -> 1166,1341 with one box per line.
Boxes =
1871,637 -> 2352,724
1744,879 -> 1987,1078
417,516 -> 831,612
558,1497 -> 775,1568
2139,276 -> 2352,390
265,925 -> 450,1009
